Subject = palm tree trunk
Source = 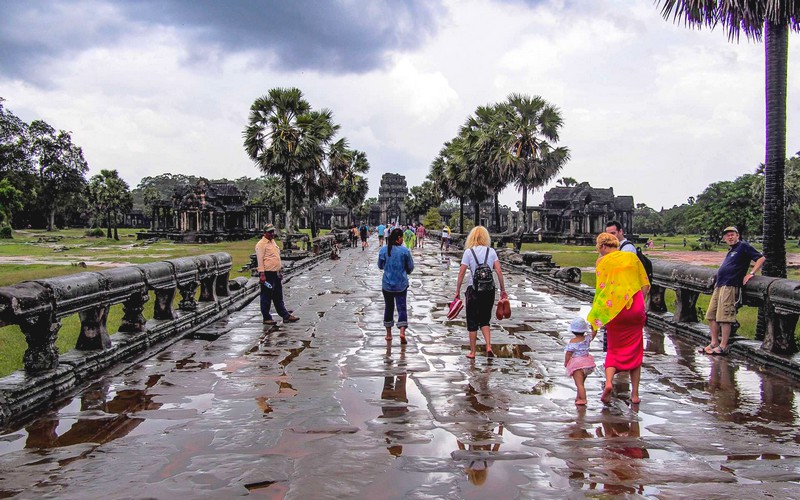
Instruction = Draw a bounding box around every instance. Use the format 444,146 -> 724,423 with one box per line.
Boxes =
521,185 -> 529,232
310,203 -> 318,238
284,172 -> 292,232
113,211 -> 119,240
493,192 -> 500,232
48,208 -> 55,232
473,200 -> 480,228
106,211 -> 112,239
459,197 -> 465,234
760,21 -> 792,353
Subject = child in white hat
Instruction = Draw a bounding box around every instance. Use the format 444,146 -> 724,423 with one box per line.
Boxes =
564,317 -> 596,405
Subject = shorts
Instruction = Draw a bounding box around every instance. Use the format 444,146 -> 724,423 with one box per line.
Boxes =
465,285 -> 495,331
705,285 -> 739,323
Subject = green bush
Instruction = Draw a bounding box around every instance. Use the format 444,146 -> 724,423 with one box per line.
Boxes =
690,242 -> 701,251
0,226 -> 12,239
85,227 -> 106,237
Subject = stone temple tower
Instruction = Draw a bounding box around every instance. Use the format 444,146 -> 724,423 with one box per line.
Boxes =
378,173 -> 408,225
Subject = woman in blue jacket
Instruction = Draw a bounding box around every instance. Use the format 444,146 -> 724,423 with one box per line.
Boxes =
378,227 -> 415,344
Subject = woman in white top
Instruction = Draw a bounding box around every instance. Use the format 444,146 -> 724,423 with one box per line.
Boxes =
454,226 -> 508,358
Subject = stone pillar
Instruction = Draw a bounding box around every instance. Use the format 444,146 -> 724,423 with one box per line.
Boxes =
673,288 -> 699,323
153,287 -> 177,320
76,305 -> 112,350
647,284 -> 667,313
119,291 -> 149,333
178,281 -> 199,311
21,312 -> 61,373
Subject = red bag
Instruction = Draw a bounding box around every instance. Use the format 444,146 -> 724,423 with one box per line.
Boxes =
447,297 -> 463,320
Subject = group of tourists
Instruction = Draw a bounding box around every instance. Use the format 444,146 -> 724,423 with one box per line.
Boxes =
256,216 -> 764,408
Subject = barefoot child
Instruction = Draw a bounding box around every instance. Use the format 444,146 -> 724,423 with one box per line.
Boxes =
564,318 -> 596,405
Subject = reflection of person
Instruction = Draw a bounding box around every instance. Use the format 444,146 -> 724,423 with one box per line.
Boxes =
455,226 -> 508,359
702,226 -> 765,356
256,224 -> 300,325
588,233 -> 650,404
596,420 -> 649,460
564,318 -> 596,406
378,228 -> 414,344
457,424 -> 503,486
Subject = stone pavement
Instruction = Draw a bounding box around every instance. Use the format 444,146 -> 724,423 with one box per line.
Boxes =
1,237 -> 800,498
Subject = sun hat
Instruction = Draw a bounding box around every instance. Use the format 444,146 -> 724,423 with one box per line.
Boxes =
447,296 -> 464,320
263,223 -> 276,233
570,317 -> 590,333
722,226 -> 738,234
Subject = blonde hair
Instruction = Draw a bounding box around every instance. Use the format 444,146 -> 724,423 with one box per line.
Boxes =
465,225 -> 491,248
596,232 -> 620,249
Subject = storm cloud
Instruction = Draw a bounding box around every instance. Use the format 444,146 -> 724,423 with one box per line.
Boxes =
0,0 -> 445,83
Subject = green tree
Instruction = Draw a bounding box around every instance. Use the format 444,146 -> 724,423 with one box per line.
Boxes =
244,88 -> 318,228
337,147 -> 370,226
633,203 -> 664,234
28,120 -> 88,231
422,206 -> 443,230
501,93 -> 569,232
557,177 -> 578,187
657,0 -> 800,279
691,173 -> 762,241
88,169 -> 133,240
0,178 -> 23,229
407,180 -> 441,222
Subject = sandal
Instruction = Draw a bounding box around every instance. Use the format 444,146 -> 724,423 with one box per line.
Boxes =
709,345 -> 729,356
700,342 -> 718,355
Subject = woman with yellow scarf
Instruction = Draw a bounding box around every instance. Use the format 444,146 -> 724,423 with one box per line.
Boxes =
588,232 -> 650,404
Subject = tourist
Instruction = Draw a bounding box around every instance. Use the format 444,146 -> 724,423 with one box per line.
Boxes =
441,224 -> 451,251
605,220 -> 636,254
454,226 -> 508,359
384,223 -> 391,242
417,223 -> 425,248
588,232 -> 649,404
350,224 -> 358,248
701,226 -> 765,356
564,317 -> 596,406
378,227 -> 414,344
376,222 -> 386,247
403,225 -> 416,249
359,221 -> 369,251
256,223 -> 300,325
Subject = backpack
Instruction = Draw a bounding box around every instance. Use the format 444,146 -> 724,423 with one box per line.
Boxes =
621,241 -> 653,283
469,247 -> 495,292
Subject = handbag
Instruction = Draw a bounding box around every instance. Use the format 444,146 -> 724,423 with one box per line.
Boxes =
447,296 -> 464,320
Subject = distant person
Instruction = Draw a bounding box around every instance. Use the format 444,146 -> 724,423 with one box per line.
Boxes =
416,223 -> 425,248
403,225 -> 416,249
605,220 -> 636,254
701,226 -> 765,356
683,237 -> 687,248
376,223 -> 386,246
359,221 -> 369,251
256,224 -> 300,325
350,225 -> 358,248
441,224 -> 451,251
454,226 -> 508,359
588,232 -> 649,404
378,228 -> 414,344
564,317 -> 596,406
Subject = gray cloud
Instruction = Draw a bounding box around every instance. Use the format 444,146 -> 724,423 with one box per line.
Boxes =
0,0 -> 445,84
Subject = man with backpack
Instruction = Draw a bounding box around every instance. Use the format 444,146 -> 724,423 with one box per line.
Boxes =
605,221 -> 636,254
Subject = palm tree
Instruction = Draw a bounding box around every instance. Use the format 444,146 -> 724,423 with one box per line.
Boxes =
244,87 -> 313,231
294,109 -> 339,237
432,139 -> 473,234
338,149 -> 370,225
88,169 -> 132,240
500,93 -> 570,232
460,105 -> 506,230
658,0 -> 799,354
657,1 -> 799,280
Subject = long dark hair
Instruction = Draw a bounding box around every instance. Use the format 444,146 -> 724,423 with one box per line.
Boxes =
387,228 -> 404,256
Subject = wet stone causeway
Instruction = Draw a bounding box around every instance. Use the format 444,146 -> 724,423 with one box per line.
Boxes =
1,237 -> 800,498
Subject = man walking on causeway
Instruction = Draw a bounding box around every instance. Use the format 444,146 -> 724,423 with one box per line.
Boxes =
256,223 -> 300,325
702,226 -> 764,356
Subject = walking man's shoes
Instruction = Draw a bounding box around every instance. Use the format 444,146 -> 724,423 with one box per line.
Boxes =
284,315 -> 300,323
263,319 -> 277,325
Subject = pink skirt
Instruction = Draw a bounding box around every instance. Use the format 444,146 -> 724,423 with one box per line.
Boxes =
566,355 -> 596,376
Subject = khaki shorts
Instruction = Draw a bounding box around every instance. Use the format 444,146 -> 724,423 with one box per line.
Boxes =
705,285 -> 739,323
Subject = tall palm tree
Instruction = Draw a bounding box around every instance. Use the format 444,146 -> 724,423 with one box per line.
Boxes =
88,169 -> 132,240
657,1 -> 799,280
460,105 -> 506,230
244,87 -> 313,231
294,109 -> 339,237
500,93 -> 570,232
338,149 -> 370,225
434,138 -> 473,234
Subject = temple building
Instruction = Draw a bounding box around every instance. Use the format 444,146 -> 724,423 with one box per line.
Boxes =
533,182 -> 635,242
378,173 -> 407,225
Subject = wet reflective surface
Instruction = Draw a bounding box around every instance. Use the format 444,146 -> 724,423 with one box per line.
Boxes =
2,238 -> 800,497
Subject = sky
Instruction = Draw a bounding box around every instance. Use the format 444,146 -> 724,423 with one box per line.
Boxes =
1,0 -> 798,211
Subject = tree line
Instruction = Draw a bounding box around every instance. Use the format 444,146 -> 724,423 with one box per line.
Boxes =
633,154 -> 800,243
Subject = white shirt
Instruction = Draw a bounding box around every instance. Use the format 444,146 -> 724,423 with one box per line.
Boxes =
460,246 -> 499,278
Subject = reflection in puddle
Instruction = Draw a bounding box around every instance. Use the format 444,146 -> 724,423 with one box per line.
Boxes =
461,344 -> 531,360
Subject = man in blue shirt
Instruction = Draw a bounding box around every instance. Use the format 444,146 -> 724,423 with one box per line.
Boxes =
702,226 -> 765,355
376,223 -> 386,246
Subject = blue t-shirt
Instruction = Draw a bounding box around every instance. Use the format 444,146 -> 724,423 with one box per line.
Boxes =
378,243 -> 414,292
716,240 -> 762,287
376,224 -> 386,237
